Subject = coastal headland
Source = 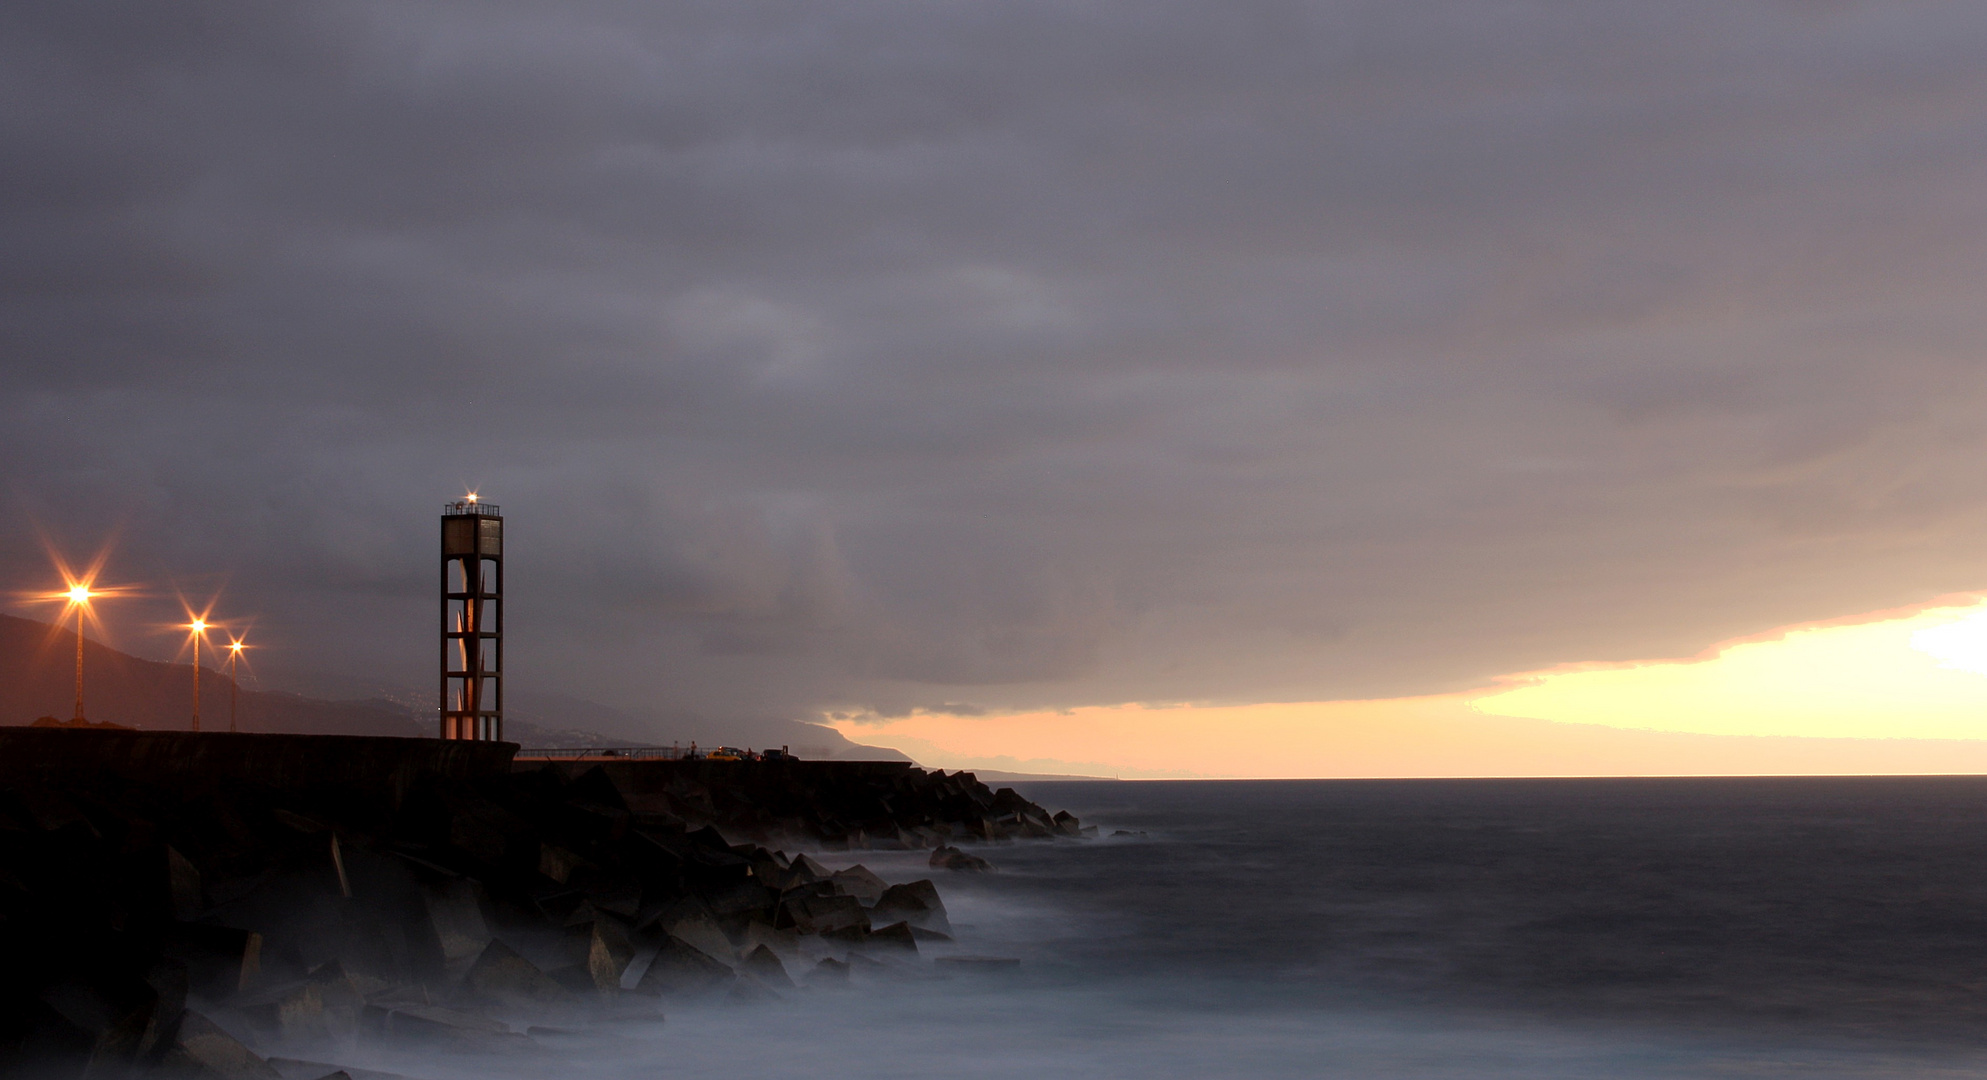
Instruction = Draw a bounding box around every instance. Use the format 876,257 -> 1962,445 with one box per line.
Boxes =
0,728 -> 1080,1078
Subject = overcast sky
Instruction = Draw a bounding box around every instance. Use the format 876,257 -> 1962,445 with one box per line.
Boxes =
6,1 -> 1987,731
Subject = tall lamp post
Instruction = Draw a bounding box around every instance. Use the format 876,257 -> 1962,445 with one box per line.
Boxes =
65,584 -> 93,723
32,560 -> 125,727
226,637 -> 247,733
185,618 -> 211,732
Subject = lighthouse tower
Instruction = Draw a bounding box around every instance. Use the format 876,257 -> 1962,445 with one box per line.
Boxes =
440,497 -> 502,740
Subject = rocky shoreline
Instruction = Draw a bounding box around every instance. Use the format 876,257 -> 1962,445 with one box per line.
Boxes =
0,731 -> 1082,1078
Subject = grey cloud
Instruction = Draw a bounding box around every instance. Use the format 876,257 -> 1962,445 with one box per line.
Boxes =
5,1 -> 1987,727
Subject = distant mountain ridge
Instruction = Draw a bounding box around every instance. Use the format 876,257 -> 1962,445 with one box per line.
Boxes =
0,613 -> 899,759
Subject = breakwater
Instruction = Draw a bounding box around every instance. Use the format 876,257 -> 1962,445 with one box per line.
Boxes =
0,729 -> 1079,1078
526,757 -> 1093,847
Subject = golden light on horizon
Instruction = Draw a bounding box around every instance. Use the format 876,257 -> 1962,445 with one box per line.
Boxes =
65,583 -> 93,605
828,594 -> 1987,778
1471,596 -> 1987,741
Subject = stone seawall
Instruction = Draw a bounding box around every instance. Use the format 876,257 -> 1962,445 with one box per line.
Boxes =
0,728 -> 515,810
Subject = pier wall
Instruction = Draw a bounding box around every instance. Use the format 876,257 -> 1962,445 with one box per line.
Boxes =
0,728 -> 515,809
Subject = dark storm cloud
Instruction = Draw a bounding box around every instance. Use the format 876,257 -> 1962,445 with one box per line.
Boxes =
6,0 -> 1987,725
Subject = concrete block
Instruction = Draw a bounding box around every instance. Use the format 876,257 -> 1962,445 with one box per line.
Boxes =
419,879 -> 491,977
634,936 -> 735,998
662,910 -> 734,964
928,846 -> 993,873
828,864 -> 888,903
537,844 -> 585,885
460,940 -> 567,1007
740,944 -> 792,989
784,894 -> 868,935
871,880 -> 953,935
165,925 -> 263,1000
585,920 -> 635,992
175,1010 -> 283,1080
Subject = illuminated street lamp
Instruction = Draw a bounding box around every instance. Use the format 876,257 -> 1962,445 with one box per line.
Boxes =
61,582 -> 95,723
226,637 -> 249,733
185,616 -> 213,732
31,568 -> 126,725
65,584 -> 92,722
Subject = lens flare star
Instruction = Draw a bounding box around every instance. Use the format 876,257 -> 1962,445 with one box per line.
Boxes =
19,550 -> 135,726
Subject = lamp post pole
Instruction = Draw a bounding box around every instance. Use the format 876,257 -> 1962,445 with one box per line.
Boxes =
188,619 -> 207,732
73,603 -> 85,723
63,584 -> 94,723
227,640 -> 244,733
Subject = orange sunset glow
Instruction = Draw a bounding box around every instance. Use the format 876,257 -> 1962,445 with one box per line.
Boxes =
829,596 -> 1987,779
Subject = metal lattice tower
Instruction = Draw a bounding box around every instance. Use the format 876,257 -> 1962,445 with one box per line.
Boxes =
440,498 -> 503,740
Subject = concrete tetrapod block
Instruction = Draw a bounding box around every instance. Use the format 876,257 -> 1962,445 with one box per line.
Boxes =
663,911 -> 735,964
172,1010 -> 284,1080
460,939 -> 569,1007
420,878 -> 493,978
238,962 -> 370,1043
165,925 -> 266,1001
238,982 -> 328,1042
740,944 -> 793,989
740,921 -> 802,960
784,894 -> 868,935
790,854 -> 834,880
871,880 -> 953,936
699,880 -> 775,918
928,846 -> 994,873
828,865 -> 889,903
537,844 -> 588,885
635,936 -> 735,999
585,920 -> 636,992
37,968 -> 183,1073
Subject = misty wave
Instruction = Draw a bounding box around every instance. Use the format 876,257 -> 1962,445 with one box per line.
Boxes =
252,780 -> 1987,1080
304,984 -> 1983,1080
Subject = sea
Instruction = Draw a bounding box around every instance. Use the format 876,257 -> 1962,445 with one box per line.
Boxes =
342,777 -> 1987,1079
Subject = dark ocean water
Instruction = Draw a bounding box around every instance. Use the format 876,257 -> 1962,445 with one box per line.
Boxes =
1013,778 -> 1987,1038
349,777 -> 1987,1079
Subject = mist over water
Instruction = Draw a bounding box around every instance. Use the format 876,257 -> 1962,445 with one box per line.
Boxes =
311,779 -> 1987,1079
